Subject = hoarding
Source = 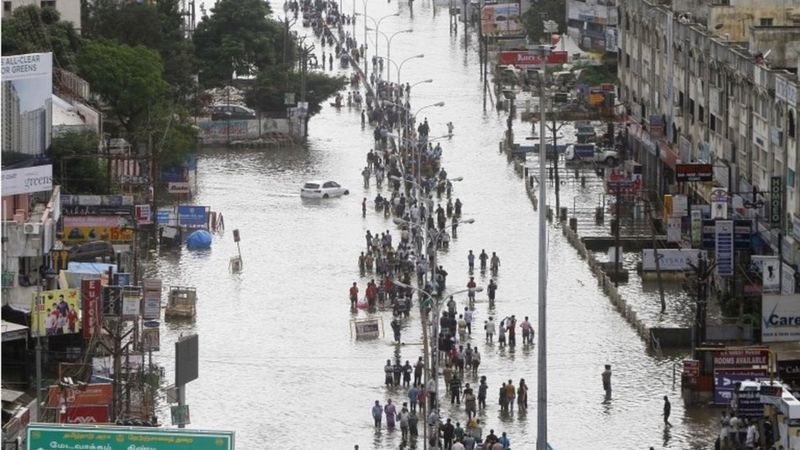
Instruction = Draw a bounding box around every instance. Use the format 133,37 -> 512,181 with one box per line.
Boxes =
716,220 -> 734,276
59,405 -> 109,424
497,51 -> 568,67
27,424 -> 234,450
47,383 -> 112,407
135,204 -> 152,225
81,279 -> 102,339
641,249 -> 705,271
63,215 -> 134,243
713,369 -> 768,405
102,285 -> 123,316
713,349 -> 770,368
31,288 -> 81,337
770,176 -> 782,226
675,163 -> 713,182
1,164 -> 53,196
142,327 -> 160,352
1,52 -> 53,155
177,205 -> 208,227
480,3 -> 521,35
761,294 -> 800,342
666,217 -> 681,242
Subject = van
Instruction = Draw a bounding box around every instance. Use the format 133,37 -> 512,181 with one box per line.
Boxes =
211,104 -> 257,121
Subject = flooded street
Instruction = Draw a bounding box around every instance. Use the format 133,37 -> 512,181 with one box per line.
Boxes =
145,1 -> 717,448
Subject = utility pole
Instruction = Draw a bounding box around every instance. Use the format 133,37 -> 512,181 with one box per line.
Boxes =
547,120 -> 563,212
535,41 -> 549,450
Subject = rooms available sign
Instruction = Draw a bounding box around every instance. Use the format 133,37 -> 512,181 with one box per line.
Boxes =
761,294 -> 800,342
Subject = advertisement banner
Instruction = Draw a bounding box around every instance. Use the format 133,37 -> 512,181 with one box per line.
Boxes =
691,210 -> 702,246
675,163 -> 713,182
27,424 -> 234,450
711,188 -> 728,219
667,217 -> 681,242
672,195 -> 688,217
102,286 -> 123,316
47,383 -> 112,407
60,405 -> 109,424
31,289 -> 81,337
177,205 -> 208,227
770,176 -> 782,226
122,292 -> 140,318
1,164 -> 53,196
683,359 -> 700,384
713,349 -> 770,369
480,3 -> 521,35
760,256 -> 780,293
641,249 -> 706,271
497,51 -> 568,67
135,204 -> 152,225
782,263 -> 795,295
142,327 -> 160,352
1,53 -> 53,155
63,215 -> 133,243
354,318 -> 381,339
81,279 -> 102,339
762,294 -> 800,342
713,369 -> 768,405
143,278 -> 162,320
168,182 -> 191,194
716,220 -> 734,276
777,359 -> 800,383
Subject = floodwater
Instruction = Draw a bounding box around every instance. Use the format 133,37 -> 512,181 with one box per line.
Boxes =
146,1 -> 718,448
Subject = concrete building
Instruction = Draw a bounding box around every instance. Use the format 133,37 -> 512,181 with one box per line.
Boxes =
566,0 -> 618,52
18,99 -> 51,155
617,0 -> 800,263
2,81 -> 21,152
1,0 -> 81,31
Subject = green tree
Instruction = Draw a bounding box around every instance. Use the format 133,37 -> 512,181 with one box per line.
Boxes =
193,0 -> 284,87
78,40 -> 169,139
521,0 -> 566,42
246,68 -> 346,116
48,131 -> 108,194
1,5 -> 82,70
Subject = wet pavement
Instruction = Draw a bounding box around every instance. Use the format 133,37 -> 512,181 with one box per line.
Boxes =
145,1 -> 719,448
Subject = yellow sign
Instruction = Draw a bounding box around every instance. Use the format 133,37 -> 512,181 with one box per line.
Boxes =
63,226 -> 133,243
32,288 -> 81,337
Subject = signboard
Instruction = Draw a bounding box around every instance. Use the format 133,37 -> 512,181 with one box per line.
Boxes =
736,384 -> 764,418
177,205 -> 209,228
142,279 -> 162,320
171,405 -> 191,426
667,217 -> 681,242
156,207 -> 176,226
701,219 -> 751,249
683,359 -> 700,384
713,369 -> 768,405
122,290 -> 140,318
113,272 -> 131,286
63,215 -> 133,243
27,424 -> 234,450
777,359 -> 800,383
716,220 -> 734,277
31,288 -> 81,337
142,327 -> 160,352
770,176 -> 782,226
175,333 -> 199,386
481,4 -> 521,35
760,255 -> 780,293
711,188 -> 728,219
47,383 -> 113,407
168,182 -> 191,194
782,263 -> 796,295
713,349 -> 770,368
672,195 -> 688,217
1,53 -> 53,155
354,318 -> 382,339
641,249 -> 706,271
81,279 -> 102,339
691,210 -> 702,246
497,51 -> 568,67
101,286 -> 123,317
675,163 -> 713,182
60,405 -> 109,424
1,164 -> 53,196
761,294 -> 800,342
135,204 -> 152,225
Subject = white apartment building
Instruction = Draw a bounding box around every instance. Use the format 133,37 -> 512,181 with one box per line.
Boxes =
1,0 -> 81,32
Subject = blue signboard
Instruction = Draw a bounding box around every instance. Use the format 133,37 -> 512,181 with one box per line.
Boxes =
113,273 -> 131,286
713,370 -> 767,405
701,219 -> 751,249
716,220 -> 734,277
177,205 -> 208,228
156,208 -> 171,225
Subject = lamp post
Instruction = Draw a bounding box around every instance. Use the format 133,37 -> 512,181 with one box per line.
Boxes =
369,28 -> 413,81
398,54 -> 425,85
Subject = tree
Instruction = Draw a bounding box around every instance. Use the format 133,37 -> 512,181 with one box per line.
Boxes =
48,131 -> 108,194
1,5 -> 82,70
246,68 -> 346,117
521,0 -> 566,43
193,0 -> 283,87
78,40 -> 169,140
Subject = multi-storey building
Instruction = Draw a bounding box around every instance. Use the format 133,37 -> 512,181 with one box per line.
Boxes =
1,0 -> 81,31
2,81 -> 21,152
618,0 -> 800,262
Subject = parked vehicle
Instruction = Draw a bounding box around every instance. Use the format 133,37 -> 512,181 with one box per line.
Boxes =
68,241 -> 115,262
565,143 -> 619,165
211,104 -> 256,121
300,180 -> 349,199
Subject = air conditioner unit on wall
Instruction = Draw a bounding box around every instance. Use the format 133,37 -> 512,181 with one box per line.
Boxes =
24,223 -> 41,235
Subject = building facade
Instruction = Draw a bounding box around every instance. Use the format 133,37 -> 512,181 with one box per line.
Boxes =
1,0 -> 81,32
617,0 -> 800,261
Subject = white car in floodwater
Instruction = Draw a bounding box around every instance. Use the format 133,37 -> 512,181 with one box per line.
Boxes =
300,180 -> 349,199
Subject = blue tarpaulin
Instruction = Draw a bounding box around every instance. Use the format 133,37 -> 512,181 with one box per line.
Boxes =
186,230 -> 213,250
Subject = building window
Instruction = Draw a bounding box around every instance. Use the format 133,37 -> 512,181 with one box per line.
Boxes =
40,0 -> 55,8
710,114 -> 716,132
760,18 -> 773,26
789,110 -> 796,138
699,105 -> 704,123
3,1 -> 11,12
626,53 -> 630,68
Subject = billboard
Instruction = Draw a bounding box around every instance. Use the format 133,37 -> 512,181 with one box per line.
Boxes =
713,369 -> 768,405
27,424 -> 234,450
31,288 -> 81,337
716,220 -> 734,277
1,164 -> 53,196
497,51 -> 568,67
81,279 -> 102,339
59,405 -> 109,424
177,205 -> 208,227
1,52 -> 53,155
63,215 -> 133,243
762,294 -> 800,342
480,4 -> 521,35
641,249 -> 706,271
47,383 -> 112,407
